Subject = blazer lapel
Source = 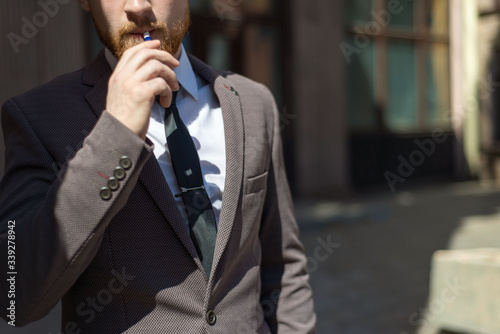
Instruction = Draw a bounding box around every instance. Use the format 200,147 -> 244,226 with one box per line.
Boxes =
211,77 -> 245,278
81,51 -> 245,277
189,55 -> 245,279
82,51 -> 204,271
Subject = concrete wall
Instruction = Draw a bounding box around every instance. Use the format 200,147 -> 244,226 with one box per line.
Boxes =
461,0 -> 481,177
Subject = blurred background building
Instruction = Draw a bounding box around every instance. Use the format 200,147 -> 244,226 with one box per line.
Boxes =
3,1 -> 500,333
3,0 -> 500,199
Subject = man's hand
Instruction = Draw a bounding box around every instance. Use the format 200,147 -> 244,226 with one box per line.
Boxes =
106,40 -> 180,139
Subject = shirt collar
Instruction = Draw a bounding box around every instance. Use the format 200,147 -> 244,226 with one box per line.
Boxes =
104,44 -> 199,101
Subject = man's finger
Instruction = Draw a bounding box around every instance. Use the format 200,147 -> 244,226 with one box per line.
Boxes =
118,40 -> 161,64
118,43 -> 179,73
134,60 -> 179,90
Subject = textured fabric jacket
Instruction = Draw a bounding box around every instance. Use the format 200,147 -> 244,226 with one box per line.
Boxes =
0,50 -> 316,333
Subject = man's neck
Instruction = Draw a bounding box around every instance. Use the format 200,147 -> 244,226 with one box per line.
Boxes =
173,45 -> 182,60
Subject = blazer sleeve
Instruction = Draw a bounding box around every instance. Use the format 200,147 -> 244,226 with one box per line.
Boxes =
0,99 -> 153,326
258,87 -> 317,333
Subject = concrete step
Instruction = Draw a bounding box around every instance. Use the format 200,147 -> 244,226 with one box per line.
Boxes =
418,248 -> 500,334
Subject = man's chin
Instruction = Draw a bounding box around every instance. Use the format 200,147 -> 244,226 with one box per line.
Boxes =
111,37 -> 143,59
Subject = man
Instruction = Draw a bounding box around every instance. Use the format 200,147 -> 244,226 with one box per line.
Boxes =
0,0 -> 316,332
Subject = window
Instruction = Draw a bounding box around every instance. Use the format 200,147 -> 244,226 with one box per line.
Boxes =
343,0 -> 450,133
188,0 -> 283,103
188,0 -> 294,183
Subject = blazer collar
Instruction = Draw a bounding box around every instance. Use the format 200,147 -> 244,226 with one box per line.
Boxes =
81,50 -> 245,279
83,49 -> 111,86
82,50 -> 112,119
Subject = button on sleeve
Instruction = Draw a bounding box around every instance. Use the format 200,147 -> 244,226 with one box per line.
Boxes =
119,156 -> 132,170
99,187 -> 112,200
114,167 -> 126,180
107,177 -> 120,191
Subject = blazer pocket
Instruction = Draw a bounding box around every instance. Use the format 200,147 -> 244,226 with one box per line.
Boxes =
246,171 -> 268,194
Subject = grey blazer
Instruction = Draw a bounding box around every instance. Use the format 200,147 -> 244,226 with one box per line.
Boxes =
0,50 -> 316,333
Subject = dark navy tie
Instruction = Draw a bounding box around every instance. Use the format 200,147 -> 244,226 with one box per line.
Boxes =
164,91 -> 217,275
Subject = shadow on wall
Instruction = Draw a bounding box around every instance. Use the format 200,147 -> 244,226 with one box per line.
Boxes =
477,11 -> 500,181
487,24 -> 500,142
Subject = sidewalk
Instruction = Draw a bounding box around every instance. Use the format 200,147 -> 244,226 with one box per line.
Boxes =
2,181 -> 500,333
297,181 -> 500,334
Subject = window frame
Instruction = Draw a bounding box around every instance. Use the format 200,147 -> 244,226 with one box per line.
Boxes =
346,0 -> 451,133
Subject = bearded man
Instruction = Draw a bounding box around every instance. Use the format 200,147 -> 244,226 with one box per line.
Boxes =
0,1 -> 316,333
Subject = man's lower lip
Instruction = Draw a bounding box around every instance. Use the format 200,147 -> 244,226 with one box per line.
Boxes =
131,31 -> 154,35
129,33 -> 145,40
129,32 -> 154,40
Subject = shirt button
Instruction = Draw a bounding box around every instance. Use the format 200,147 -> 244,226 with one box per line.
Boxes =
119,156 -> 132,170
108,177 -> 120,191
114,167 -> 126,180
206,310 -> 216,325
100,187 -> 112,201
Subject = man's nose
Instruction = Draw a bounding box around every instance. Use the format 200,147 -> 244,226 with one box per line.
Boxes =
124,0 -> 152,19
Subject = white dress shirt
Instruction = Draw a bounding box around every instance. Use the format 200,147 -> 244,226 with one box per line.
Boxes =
105,45 -> 226,228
